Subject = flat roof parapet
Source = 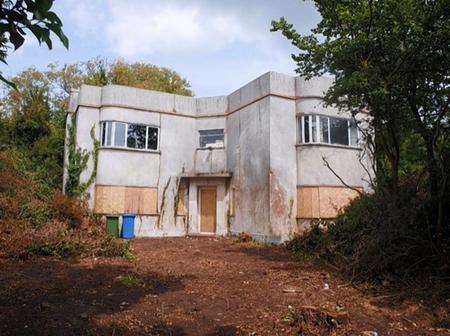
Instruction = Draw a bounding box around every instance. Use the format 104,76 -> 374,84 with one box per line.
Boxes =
69,72 -> 335,116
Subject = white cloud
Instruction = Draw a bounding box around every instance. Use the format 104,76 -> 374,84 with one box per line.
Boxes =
46,0 -> 312,96
57,0 -> 107,37
104,2 -> 264,57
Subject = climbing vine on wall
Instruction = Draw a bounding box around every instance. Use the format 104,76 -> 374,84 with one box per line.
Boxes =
65,114 -> 99,198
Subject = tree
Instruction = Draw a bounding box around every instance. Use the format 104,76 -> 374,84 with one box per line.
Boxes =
46,58 -> 194,96
0,0 -> 68,87
109,60 -> 193,96
272,0 -> 449,244
0,59 -> 194,187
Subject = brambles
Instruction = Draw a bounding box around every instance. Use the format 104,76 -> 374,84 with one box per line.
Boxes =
287,179 -> 450,289
0,150 -> 131,259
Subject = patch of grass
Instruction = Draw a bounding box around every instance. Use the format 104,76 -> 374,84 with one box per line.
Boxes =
117,274 -> 144,287
99,237 -> 134,259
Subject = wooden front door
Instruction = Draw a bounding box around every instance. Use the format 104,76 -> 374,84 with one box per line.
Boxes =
200,188 -> 216,233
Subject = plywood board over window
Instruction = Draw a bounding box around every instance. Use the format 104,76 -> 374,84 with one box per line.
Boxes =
94,185 -> 157,215
297,187 -> 320,218
297,186 -> 362,219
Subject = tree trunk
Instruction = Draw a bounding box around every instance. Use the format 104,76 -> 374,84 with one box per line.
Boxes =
423,136 -> 444,247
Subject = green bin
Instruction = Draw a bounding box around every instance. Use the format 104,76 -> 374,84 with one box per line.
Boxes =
106,216 -> 119,237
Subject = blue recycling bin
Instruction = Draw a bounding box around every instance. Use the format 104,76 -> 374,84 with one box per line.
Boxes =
121,214 -> 135,239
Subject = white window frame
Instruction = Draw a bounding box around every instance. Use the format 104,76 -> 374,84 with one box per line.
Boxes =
298,114 -> 359,148
301,116 -> 305,143
100,121 -> 160,152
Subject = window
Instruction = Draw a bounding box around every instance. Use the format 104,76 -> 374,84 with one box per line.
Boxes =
114,122 -> 126,147
330,117 -> 348,145
100,121 -> 159,151
127,124 -> 146,149
299,115 -> 359,147
199,129 -> 224,148
147,127 -> 158,150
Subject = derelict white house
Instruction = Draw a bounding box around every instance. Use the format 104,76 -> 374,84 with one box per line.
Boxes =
63,72 -> 372,242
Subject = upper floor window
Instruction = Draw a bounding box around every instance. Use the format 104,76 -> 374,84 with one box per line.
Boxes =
199,129 -> 224,148
100,121 -> 159,151
299,114 -> 359,147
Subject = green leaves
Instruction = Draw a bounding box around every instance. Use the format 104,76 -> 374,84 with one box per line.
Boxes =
273,0 -> 450,240
0,0 -> 69,88
0,73 -> 17,90
9,29 -> 25,50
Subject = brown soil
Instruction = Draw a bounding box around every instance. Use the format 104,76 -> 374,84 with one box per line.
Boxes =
0,237 -> 448,335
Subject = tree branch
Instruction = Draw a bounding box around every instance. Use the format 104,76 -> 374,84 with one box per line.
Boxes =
322,156 -> 364,196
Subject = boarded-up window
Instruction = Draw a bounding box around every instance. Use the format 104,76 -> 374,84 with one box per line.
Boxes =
94,185 -> 157,215
297,186 -> 362,219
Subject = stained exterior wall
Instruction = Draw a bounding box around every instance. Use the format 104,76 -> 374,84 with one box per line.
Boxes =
64,72 -> 373,242
269,96 -> 297,241
226,96 -> 271,239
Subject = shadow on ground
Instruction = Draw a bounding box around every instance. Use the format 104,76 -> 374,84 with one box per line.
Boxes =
0,257 -> 188,336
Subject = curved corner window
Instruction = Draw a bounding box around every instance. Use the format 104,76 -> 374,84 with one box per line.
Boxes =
100,121 -> 159,151
298,115 -> 359,147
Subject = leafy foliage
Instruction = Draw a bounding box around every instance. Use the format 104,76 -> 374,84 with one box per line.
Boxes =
0,59 -> 193,190
0,0 -> 68,87
65,122 -> 99,197
0,58 -> 193,259
272,0 -> 449,244
109,60 -> 194,96
0,150 -> 131,259
287,179 -> 449,290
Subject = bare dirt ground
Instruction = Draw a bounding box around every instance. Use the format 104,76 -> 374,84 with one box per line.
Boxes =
0,236 -> 448,335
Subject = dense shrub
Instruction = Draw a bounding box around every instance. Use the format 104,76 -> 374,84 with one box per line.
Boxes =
50,193 -> 86,229
288,181 -> 449,285
0,150 -> 131,259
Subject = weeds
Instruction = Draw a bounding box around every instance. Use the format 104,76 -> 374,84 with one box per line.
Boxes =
234,232 -> 253,243
282,305 -> 347,336
117,274 -> 144,287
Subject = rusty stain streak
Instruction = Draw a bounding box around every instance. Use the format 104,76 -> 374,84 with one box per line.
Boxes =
157,177 -> 171,228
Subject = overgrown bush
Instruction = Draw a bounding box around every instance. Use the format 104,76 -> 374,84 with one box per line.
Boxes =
288,180 -> 450,285
50,193 -> 86,229
0,150 -> 131,259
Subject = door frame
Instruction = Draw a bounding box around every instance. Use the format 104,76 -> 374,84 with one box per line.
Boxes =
198,186 -> 217,234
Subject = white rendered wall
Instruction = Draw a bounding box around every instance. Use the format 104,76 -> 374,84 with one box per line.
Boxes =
295,77 -> 372,191
66,73 -> 373,240
226,97 -> 271,238
268,96 -> 297,241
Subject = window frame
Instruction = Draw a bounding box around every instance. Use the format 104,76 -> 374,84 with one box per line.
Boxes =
198,128 -> 225,149
298,114 -> 360,148
100,120 -> 160,152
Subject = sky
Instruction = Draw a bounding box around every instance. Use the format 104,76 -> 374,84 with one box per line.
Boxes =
5,0 -> 320,97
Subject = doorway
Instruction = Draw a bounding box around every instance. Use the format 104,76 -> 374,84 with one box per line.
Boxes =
199,187 -> 217,234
